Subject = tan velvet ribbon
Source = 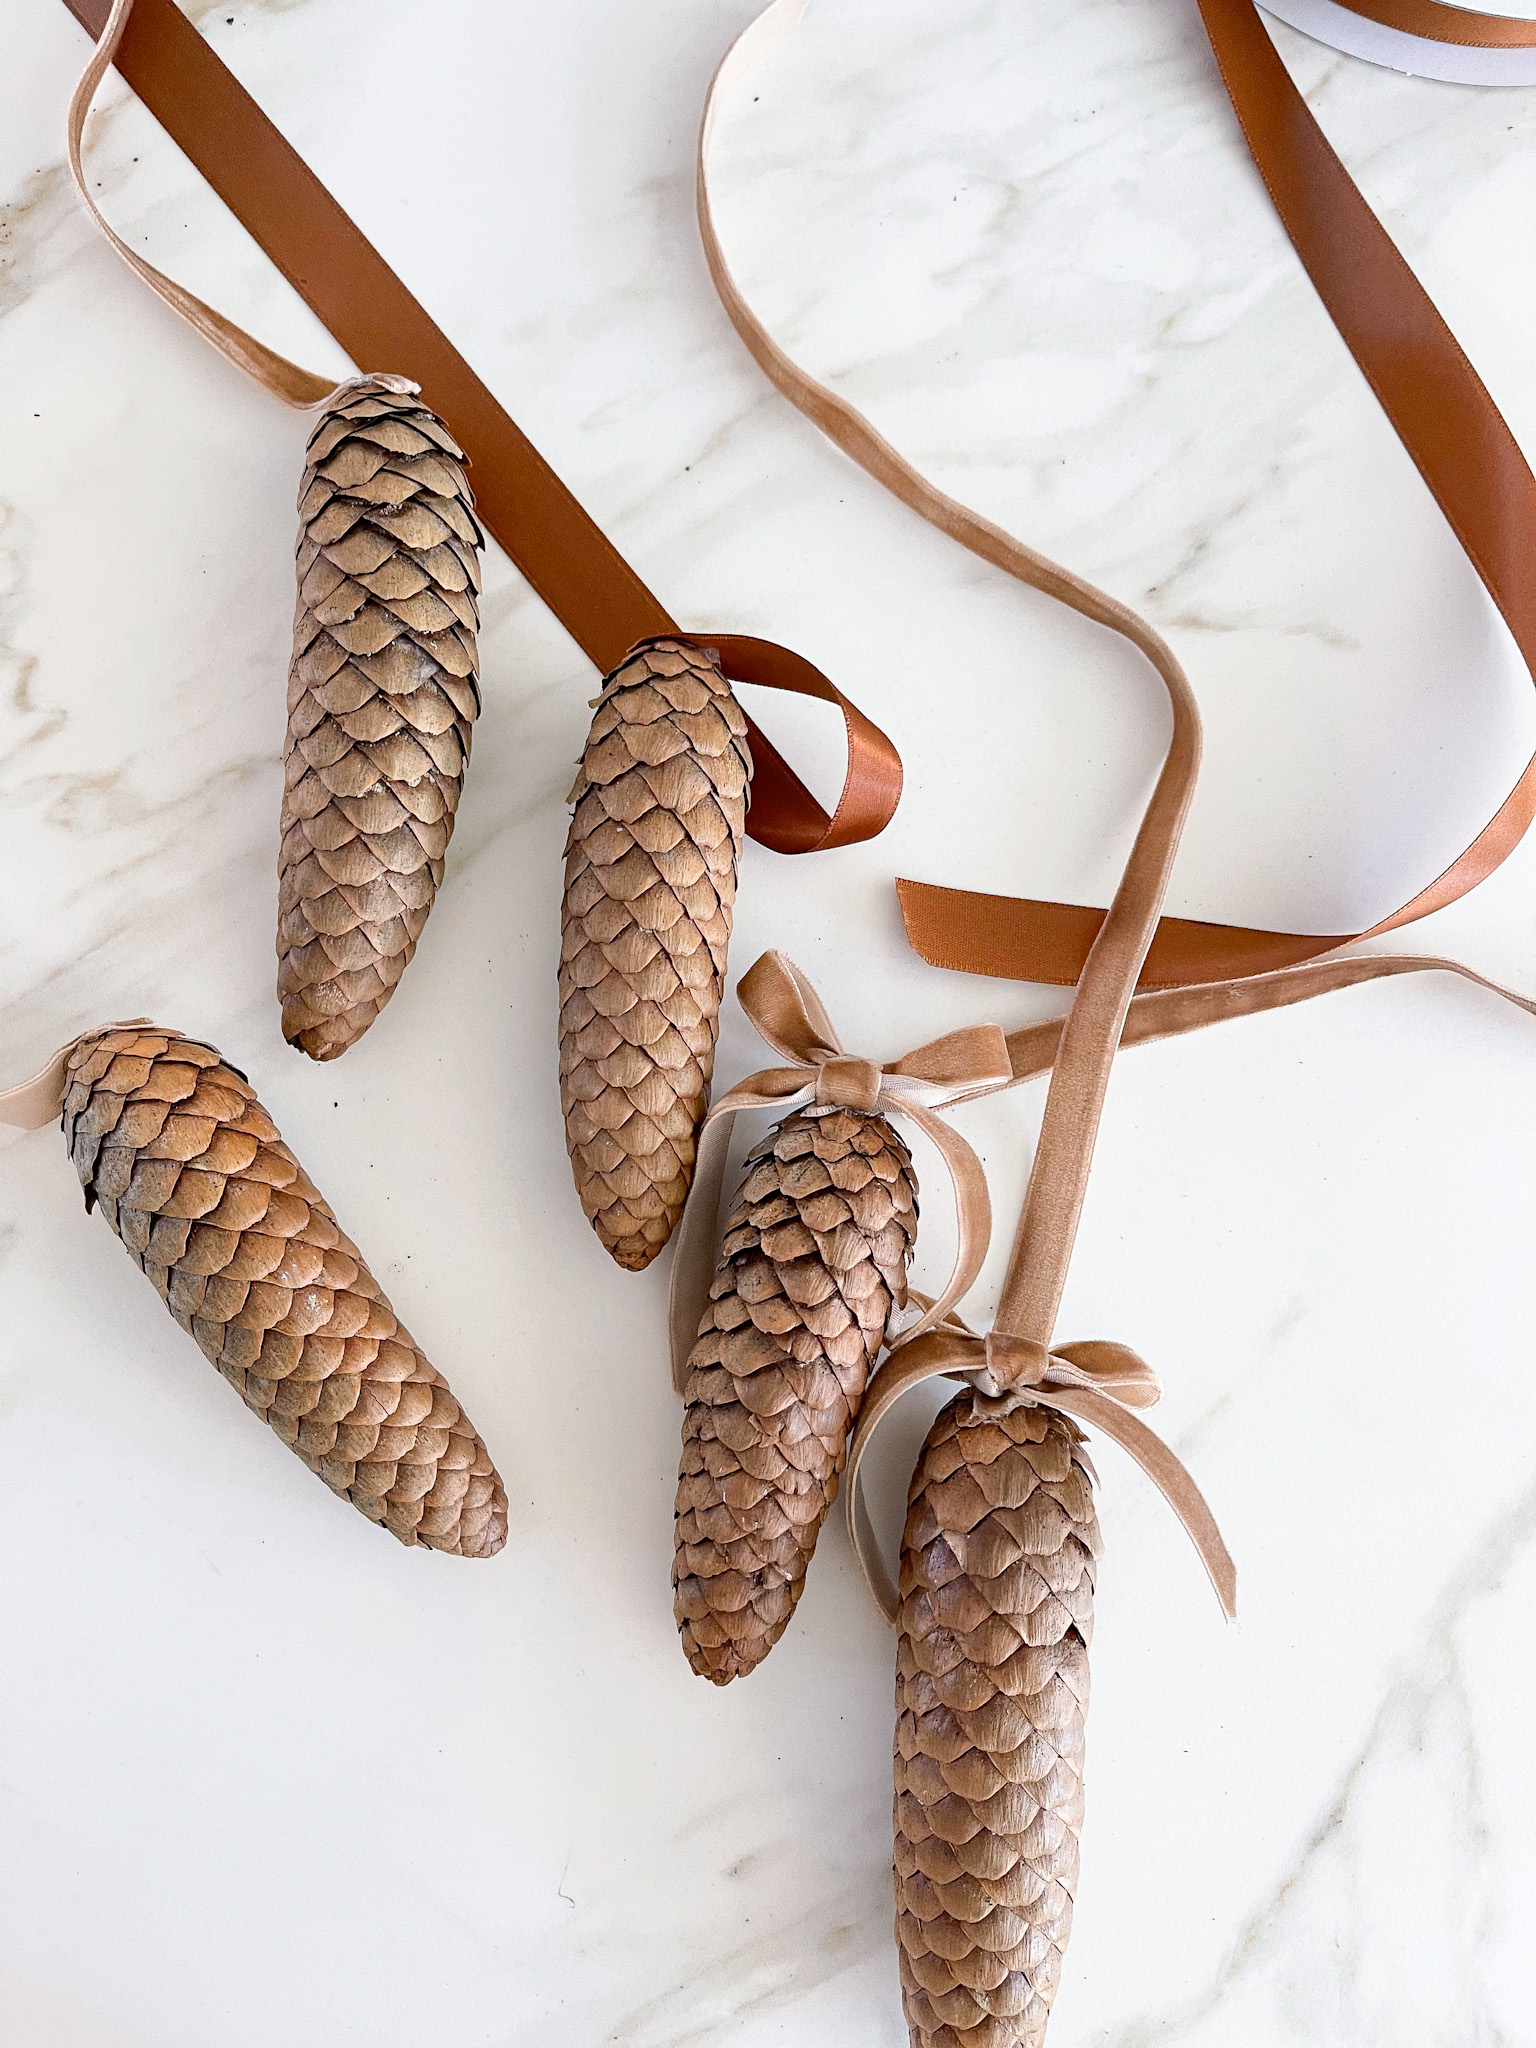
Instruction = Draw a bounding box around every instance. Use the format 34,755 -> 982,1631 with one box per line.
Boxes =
0,1048 -> 78,1132
61,0 -> 903,860
699,11 -> 1240,1628
0,1023 -> 153,1132
701,0 -> 1536,986
843,1308 -> 1237,1626
667,952 -> 1012,1394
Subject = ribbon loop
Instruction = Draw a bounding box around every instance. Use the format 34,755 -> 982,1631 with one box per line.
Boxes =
735,951 -> 843,1066
888,1023 -> 1012,1094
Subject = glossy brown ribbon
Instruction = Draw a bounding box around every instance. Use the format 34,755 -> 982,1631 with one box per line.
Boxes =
703,0 -> 1536,985
61,0 -> 902,859
1332,0 -> 1536,46
844,1310 -> 1237,1626
666,952 -> 1011,1393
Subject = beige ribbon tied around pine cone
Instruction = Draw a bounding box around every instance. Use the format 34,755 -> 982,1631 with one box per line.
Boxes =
0,1028 -> 153,1131
667,952 -> 1011,1393
845,1310 -> 1238,1628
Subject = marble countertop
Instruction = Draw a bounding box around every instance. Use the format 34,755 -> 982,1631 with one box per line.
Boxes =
5,1 -> 1536,2042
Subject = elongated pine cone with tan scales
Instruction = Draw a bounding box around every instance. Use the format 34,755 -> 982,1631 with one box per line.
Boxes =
61,1025 -> 508,1558
895,1395 -> 1100,2048
280,377 -> 483,1061
673,1105 -> 918,1682
560,637 -> 751,1270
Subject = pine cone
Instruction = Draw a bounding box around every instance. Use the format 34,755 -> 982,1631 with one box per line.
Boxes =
560,637 -> 751,1270
61,1024 -> 507,1558
674,1105 -> 918,1682
895,1395 -> 1100,2048
280,377 -> 483,1061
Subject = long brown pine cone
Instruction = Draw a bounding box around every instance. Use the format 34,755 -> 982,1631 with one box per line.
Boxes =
280,377 -> 483,1061
560,637 -> 751,1271
895,1395 -> 1100,2048
62,1025 -> 508,1558
674,1105 -> 918,1682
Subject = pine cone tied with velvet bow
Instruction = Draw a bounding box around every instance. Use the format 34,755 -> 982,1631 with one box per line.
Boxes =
280,378 -> 483,1060
62,1024 -> 507,1557
674,1105 -> 918,1681
895,1395 -> 1100,2048
560,638 -> 751,1270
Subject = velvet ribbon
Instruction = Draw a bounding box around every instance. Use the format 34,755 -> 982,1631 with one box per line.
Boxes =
666,953 -> 1011,1394
0,1024 -> 153,1133
843,1306 -> 1238,1627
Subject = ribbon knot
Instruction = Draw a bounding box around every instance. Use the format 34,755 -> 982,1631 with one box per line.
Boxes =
983,1330 -> 1052,1390
813,1054 -> 882,1111
667,951 -> 1014,1394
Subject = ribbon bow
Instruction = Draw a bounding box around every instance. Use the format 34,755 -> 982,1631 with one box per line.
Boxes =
843,1308 -> 1238,1626
667,953 -> 1013,1391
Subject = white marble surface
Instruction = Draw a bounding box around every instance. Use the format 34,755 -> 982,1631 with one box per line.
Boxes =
4,1 -> 1536,2041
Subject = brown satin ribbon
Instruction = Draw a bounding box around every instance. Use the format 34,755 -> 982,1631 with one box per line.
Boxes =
1332,0 -> 1536,46
667,951 -> 1011,1391
59,0 -> 903,859
703,0 -> 1536,984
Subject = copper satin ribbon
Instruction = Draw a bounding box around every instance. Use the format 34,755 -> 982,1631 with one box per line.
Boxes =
703,0 -> 1536,984
59,0 -> 904,860
666,952 -> 1011,1391
1332,0 -> 1536,46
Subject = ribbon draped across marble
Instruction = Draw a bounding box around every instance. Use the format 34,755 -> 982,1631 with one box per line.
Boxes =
843,1309 -> 1239,1629
666,953 -> 1011,1394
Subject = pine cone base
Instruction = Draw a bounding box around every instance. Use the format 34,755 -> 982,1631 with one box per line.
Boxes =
560,638 -> 751,1270
674,1105 -> 918,1682
280,377 -> 483,1061
895,1395 -> 1100,2048
62,1025 -> 508,1557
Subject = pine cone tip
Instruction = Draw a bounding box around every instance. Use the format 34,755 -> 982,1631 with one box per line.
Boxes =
281,1003 -> 367,1063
